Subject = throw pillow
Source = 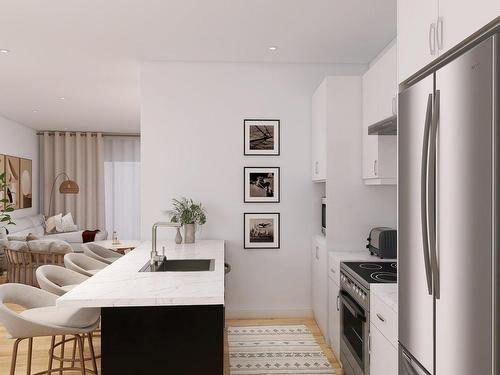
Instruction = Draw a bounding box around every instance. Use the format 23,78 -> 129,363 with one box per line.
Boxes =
61,213 -> 77,232
7,235 -> 28,241
0,227 -> 7,241
45,213 -> 63,234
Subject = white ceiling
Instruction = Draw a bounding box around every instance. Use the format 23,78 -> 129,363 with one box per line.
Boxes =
0,0 -> 396,132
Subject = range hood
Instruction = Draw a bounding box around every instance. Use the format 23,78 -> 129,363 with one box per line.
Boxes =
368,115 -> 397,135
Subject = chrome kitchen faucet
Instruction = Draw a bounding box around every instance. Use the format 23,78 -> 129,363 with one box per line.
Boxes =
151,222 -> 182,265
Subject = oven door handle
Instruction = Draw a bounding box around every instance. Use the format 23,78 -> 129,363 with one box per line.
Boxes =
340,291 -> 366,322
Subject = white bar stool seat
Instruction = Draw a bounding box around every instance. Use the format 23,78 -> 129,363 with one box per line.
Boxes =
83,243 -> 122,265
64,253 -> 107,277
36,265 -> 89,296
0,283 -> 100,375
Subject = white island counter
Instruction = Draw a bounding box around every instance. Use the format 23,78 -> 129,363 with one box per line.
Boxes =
59,240 -> 226,375
57,240 -> 225,308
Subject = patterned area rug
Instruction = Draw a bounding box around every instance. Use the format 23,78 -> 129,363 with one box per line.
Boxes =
228,325 -> 336,374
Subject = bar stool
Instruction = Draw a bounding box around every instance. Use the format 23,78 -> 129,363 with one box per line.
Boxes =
64,254 -> 107,277
36,265 -> 89,296
83,243 -> 122,265
0,283 -> 100,375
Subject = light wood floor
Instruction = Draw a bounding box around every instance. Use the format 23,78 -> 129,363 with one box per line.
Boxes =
0,276 -> 342,374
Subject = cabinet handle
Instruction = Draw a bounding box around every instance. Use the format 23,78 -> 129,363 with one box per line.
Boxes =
315,246 -> 319,260
376,313 -> 386,322
373,160 -> 378,176
437,17 -> 444,50
315,161 -> 319,174
429,23 -> 437,55
336,295 -> 340,311
330,268 -> 336,274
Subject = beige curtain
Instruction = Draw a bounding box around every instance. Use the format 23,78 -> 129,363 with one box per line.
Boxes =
41,132 -> 105,230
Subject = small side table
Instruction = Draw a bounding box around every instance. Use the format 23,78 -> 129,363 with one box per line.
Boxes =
92,240 -> 141,255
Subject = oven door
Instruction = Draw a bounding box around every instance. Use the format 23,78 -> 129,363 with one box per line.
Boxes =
340,290 -> 369,375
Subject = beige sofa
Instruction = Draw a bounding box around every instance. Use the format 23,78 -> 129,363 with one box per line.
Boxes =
3,214 -> 107,252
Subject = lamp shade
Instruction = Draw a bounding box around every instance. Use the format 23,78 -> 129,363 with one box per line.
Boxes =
59,180 -> 79,194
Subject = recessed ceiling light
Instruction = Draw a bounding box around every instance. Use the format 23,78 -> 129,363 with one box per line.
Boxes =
0,49 -> 10,54
32,109 -> 38,113
59,97 -> 66,100
269,46 -> 278,51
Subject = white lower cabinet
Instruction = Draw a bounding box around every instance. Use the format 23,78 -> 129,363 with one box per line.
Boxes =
369,323 -> 398,375
311,236 -> 328,339
327,277 -> 340,361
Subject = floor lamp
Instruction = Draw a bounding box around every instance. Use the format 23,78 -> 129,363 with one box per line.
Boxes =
47,172 -> 79,216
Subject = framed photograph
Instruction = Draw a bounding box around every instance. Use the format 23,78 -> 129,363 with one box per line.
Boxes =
0,154 -> 4,210
244,167 -> 280,203
244,212 -> 280,249
244,119 -> 280,156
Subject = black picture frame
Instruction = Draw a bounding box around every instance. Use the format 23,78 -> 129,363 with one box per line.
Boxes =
244,167 -> 280,203
244,119 -> 280,156
244,212 -> 280,249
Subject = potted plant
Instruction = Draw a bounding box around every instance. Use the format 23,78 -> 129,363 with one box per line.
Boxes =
170,197 -> 207,244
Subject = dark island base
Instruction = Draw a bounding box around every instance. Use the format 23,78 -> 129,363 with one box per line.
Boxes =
101,304 -> 224,375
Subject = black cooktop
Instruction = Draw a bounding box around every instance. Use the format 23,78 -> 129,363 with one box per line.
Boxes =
342,261 -> 397,285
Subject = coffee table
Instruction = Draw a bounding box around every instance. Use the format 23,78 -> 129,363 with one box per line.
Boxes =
93,240 -> 141,254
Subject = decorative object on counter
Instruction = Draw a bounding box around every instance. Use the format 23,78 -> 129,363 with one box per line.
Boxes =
175,227 -> 183,244
170,197 -> 207,244
244,119 -> 280,156
228,325 -> 334,374
244,167 -> 280,203
244,212 -> 280,249
47,172 -> 79,217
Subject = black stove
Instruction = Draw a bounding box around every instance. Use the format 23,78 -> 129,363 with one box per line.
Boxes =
342,261 -> 397,285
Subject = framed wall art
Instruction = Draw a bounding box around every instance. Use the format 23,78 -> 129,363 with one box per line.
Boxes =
244,212 -> 280,249
20,158 -> 32,209
5,155 -> 20,209
244,167 -> 280,203
0,154 -> 4,209
244,119 -> 280,156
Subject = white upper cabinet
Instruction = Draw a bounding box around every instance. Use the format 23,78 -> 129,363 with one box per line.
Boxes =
398,0 -> 500,83
312,81 -> 327,181
362,43 -> 397,185
398,0 -> 439,83
438,1 -> 500,55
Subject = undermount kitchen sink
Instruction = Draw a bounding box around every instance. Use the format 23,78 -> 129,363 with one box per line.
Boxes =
140,258 -> 215,272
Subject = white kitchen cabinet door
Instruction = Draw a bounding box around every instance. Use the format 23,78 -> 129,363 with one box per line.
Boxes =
362,43 -> 397,184
312,81 -> 327,181
311,236 -> 328,339
328,278 -> 341,362
370,323 -> 398,375
398,0 -> 439,83
438,1 -> 500,56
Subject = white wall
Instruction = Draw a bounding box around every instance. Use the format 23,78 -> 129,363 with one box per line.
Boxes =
0,115 -> 39,218
141,62 -> 366,318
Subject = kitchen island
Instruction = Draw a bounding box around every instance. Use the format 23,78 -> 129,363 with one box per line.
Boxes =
57,240 -> 225,375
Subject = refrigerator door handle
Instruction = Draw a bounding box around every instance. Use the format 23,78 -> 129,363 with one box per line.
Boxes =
420,93 -> 434,295
428,90 -> 441,299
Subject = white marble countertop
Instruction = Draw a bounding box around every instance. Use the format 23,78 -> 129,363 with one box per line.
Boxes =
370,284 -> 398,313
57,240 -> 225,308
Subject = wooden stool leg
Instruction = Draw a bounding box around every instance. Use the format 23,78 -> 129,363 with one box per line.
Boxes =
10,338 -> 22,375
26,337 -> 33,375
87,332 -> 98,375
47,336 -> 55,374
76,334 -> 86,375
59,335 -> 65,375
71,337 -> 77,368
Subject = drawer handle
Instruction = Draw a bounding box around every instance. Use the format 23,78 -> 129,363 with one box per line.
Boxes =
376,313 -> 386,322
330,268 -> 336,274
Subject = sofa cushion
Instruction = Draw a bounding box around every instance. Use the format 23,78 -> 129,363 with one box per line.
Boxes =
45,214 -> 62,234
27,240 -> 72,254
61,213 -> 78,232
7,241 -> 29,252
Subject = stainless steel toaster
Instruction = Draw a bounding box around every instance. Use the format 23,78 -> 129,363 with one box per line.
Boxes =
366,227 -> 397,259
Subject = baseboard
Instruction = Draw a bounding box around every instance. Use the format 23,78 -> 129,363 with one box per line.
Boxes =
225,307 -> 313,320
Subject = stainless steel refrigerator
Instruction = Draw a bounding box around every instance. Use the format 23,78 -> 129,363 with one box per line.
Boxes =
398,30 -> 499,375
